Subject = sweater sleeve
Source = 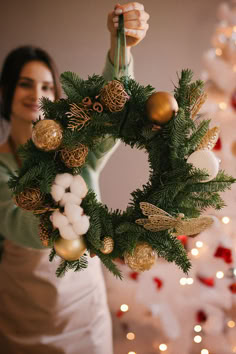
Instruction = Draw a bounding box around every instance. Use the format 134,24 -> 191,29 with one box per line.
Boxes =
0,161 -> 44,249
86,52 -> 134,172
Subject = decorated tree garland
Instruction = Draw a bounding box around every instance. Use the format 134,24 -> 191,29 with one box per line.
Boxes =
8,68 -> 235,278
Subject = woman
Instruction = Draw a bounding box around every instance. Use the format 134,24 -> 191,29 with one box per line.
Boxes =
0,3 -> 149,354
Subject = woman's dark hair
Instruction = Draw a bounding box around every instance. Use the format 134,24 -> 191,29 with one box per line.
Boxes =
0,45 -> 61,121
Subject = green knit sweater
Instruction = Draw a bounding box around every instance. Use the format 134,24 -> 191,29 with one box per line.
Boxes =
0,54 -> 134,252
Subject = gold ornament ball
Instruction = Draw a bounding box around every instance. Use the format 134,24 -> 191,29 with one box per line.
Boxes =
146,91 -> 179,124
231,141 -> 236,157
54,236 -> 87,261
100,237 -> 114,254
124,242 -> 156,272
32,119 -> 63,151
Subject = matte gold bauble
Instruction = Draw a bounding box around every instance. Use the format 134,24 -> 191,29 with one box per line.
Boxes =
60,144 -> 88,168
146,92 -> 179,124
100,237 -> 114,254
32,119 -> 63,151
14,187 -> 43,211
54,236 -> 87,261
124,242 -> 156,272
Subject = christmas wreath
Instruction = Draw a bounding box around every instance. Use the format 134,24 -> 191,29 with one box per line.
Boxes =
8,68 -> 235,278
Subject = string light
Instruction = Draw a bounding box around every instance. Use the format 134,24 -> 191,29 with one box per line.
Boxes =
222,216 -> 230,224
227,320 -> 235,328
159,343 -> 168,351
128,352 -> 136,354
180,277 -> 187,285
201,350 -> 209,354
233,65 -> 236,72
191,248 -> 199,256
216,271 -> 224,279
187,277 -> 194,285
218,102 -> 227,110
127,332 -> 135,340
233,26 -> 236,32
196,241 -> 203,248
193,335 -> 202,343
215,48 -> 222,56
233,346 -> 236,353
194,325 -> 202,332
120,304 -> 129,312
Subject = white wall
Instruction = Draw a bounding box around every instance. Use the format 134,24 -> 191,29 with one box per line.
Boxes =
0,0 -> 223,209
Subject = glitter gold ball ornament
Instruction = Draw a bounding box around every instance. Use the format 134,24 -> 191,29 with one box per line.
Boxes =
14,187 -> 44,211
32,119 -> 63,151
187,150 -> 219,182
100,237 -> 114,254
54,236 -> 87,261
124,242 -> 156,272
146,91 -> 179,124
100,80 -> 129,112
60,144 -> 88,168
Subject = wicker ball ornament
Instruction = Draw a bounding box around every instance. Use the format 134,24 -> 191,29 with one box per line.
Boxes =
14,187 -> 44,211
100,237 -> 114,254
54,236 -> 87,261
100,80 -> 129,112
146,91 -> 179,124
32,119 -> 63,151
124,242 -> 156,272
60,144 -> 88,168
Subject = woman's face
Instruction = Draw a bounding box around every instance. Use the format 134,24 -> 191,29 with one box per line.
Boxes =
11,60 -> 55,123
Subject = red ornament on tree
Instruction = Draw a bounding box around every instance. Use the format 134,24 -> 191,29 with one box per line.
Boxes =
213,137 -> 222,151
231,90 -> 236,111
177,235 -> 188,246
229,283 -> 236,294
196,310 -> 207,323
214,245 -> 232,264
197,275 -> 215,287
153,277 -> 163,290
129,271 -> 140,281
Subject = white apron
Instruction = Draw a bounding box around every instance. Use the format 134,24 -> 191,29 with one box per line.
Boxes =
0,239 -> 113,354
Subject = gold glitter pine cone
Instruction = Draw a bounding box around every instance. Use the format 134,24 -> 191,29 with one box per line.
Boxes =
60,144 -> 89,168
100,237 -> 114,254
32,119 -> 63,151
100,80 -> 129,112
124,242 -> 156,272
14,187 -> 44,211
39,222 -> 50,247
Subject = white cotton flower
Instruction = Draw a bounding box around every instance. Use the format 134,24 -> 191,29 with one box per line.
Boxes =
72,214 -> 90,235
59,224 -> 78,240
70,175 -> 88,199
64,203 -> 83,224
54,173 -> 74,188
59,192 -> 82,207
51,211 -> 69,228
51,184 -> 65,202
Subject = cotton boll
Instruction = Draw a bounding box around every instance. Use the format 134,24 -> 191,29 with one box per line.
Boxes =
59,193 -> 82,207
51,211 -> 69,228
54,173 -> 73,188
73,215 -> 90,235
51,184 -> 65,202
70,175 -> 88,199
64,203 -> 83,224
59,224 -> 78,240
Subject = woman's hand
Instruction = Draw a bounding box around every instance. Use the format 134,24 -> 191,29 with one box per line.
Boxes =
107,2 -> 150,64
